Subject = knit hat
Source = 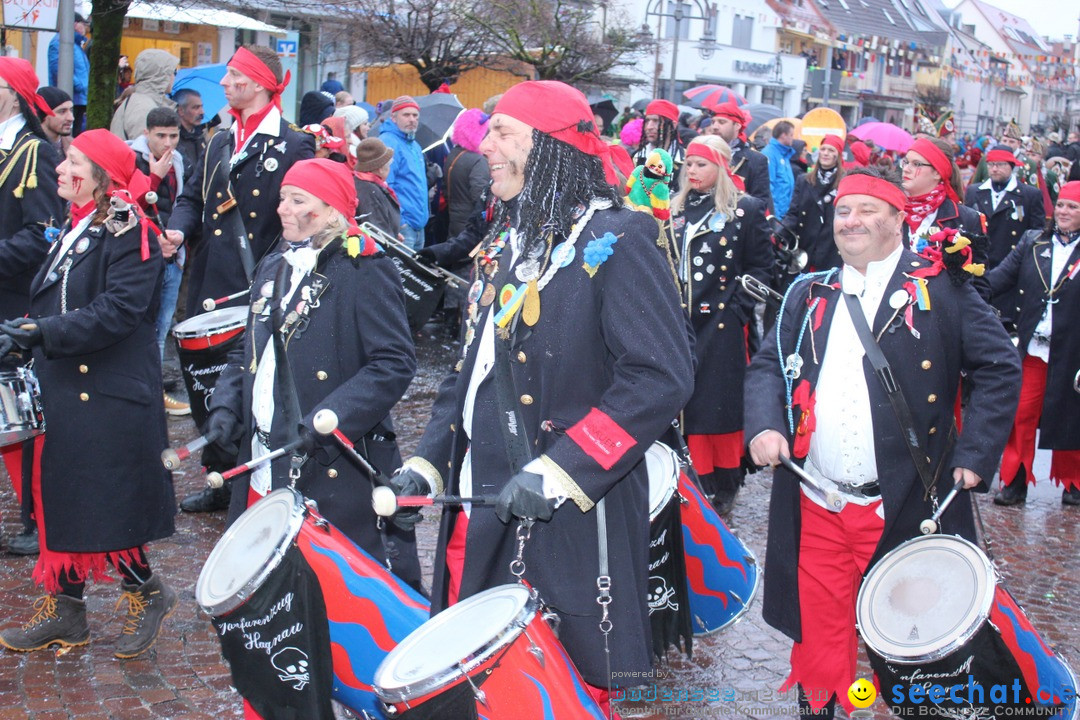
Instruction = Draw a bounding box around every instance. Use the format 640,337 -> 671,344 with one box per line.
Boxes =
335,104 -> 368,135
391,95 -> 419,113
37,86 -> 71,111
355,137 -> 394,172
451,108 -> 489,153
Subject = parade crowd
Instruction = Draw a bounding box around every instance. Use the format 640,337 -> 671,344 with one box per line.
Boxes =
0,30 -> 1077,720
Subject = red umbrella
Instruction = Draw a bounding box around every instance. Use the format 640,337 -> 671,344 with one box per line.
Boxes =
683,84 -> 747,110
848,122 -> 914,153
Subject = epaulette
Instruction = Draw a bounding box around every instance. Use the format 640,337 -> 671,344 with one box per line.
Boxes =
0,134 -> 42,198
288,123 -> 303,133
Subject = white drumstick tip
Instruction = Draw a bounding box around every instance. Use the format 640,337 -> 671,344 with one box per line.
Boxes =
206,472 -> 224,489
919,519 -> 937,535
161,448 -> 180,470
372,486 -> 398,517
145,191 -> 159,205
313,409 -> 339,436
202,298 -> 216,311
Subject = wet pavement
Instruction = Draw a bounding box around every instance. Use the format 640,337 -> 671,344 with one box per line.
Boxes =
0,323 -> 1076,720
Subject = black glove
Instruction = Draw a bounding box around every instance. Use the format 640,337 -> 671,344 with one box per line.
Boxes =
0,320 -> 42,350
0,334 -> 15,359
414,247 -> 439,267
495,470 -> 556,524
388,468 -> 428,531
206,407 -> 243,458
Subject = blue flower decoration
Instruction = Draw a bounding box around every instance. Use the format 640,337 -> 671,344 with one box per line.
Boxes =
44,226 -> 61,243
582,232 -> 619,276
914,236 -> 928,253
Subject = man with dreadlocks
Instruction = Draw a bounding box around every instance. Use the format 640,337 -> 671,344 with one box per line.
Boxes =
390,80 -> 694,713
633,99 -> 687,191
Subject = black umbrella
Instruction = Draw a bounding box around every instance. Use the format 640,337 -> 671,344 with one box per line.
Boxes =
632,98 -> 650,113
588,97 -> 618,133
371,93 -> 466,152
741,103 -> 783,134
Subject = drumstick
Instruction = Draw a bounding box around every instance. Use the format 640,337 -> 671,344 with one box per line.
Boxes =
202,289 -> 251,312
206,439 -> 303,488
161,429 -> 222,470
777,455 -> 844,511
371,485 -> 496,517
919,479 -> 965,535
312,409 -> 392,486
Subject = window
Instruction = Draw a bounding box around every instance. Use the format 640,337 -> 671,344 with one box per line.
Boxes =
665,2 -> 690,40
762,86 -> 785,106
732,15 -> 753,49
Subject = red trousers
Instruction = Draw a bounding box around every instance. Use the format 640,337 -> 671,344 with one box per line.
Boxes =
1000,355 -> 1080,490
780,493 -> 883,713
686,431 -> 744,474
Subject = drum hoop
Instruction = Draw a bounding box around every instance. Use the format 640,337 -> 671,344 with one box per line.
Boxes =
375,585 -> 538,703
690,540 -> 761,637
172,306 -> 249,339
646,442 -> 679,522
195,488 -> 307,617
856,534 -> 995,664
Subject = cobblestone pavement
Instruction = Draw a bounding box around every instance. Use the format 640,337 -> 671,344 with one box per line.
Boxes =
0,325 -> 1076,719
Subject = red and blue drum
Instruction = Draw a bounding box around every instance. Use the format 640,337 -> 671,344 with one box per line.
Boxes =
172,306 -> 247,427
196,488 -> 429,718
374,584 -> 606,719
858,535 -> 1077,719
677,466 -> 760,635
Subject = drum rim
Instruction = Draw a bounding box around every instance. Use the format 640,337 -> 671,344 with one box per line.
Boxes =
172,306 -> 249,338
374,584 -> 537,704
646,441 -> 680,522
856,534 -> 995,663
195,488 -> 306,616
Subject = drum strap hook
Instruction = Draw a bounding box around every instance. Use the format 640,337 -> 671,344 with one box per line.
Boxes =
595,497 -> 615,720
510,519 -> 532,579
287,453 -> 304,489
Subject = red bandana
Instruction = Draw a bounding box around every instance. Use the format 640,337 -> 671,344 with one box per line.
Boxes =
227,47 -> 290,110
904,183 -> 948,233
908,138 -> 959,203
686,143 -> 743,190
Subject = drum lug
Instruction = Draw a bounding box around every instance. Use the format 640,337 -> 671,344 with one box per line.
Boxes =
542,608 -> 561,638
524,628 -> 546,668
303,499 -> 331,531
459,662 -> 488,706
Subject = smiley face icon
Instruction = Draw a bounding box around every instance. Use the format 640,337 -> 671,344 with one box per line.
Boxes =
848,678 -> 877,709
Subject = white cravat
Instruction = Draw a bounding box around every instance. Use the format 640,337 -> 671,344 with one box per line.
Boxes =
1028,234 -> 1080,362
805,244 -> 902,511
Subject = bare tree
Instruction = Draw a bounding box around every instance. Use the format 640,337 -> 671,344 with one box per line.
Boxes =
86,0 -> 131,129
915,84 -> 952,120
468,0 -> 652,89
340,0 -> 492,92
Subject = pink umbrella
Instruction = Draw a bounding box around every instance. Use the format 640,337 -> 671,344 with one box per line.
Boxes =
849,122 -> 914,153
683,84 -> 747,110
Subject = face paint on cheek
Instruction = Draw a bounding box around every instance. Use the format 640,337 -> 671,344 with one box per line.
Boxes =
71,176 -> 83,194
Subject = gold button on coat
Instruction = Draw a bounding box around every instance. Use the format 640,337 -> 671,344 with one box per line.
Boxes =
252,189 -> 260,196
516,352 -> 526,363
79,392 -> 89,401
78,364 -> 88,374
921,360 -> 932,370
927,394 -> 937,403
316,371 -> 328,380
520,394 -> 534,405
327,468 -> 338,478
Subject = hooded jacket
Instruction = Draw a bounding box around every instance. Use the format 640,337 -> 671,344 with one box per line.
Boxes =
110,49 -> 179,141
762,137 -> 796,218
379,121 -> 429,229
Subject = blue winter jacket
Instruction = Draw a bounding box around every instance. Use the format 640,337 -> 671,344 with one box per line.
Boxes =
48,32 -> 89,105
762,138 -> 795,219
380,121 -> 430,230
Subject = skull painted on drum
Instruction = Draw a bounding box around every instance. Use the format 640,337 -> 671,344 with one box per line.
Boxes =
271,647 -> 310,691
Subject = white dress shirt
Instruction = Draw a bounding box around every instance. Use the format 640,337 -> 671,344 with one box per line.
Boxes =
804,243 -> 902,511
1028,234 -> 1080,362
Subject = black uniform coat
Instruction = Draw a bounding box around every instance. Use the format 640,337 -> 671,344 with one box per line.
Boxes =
986,229 -> 1080,449
414,207 -> 694,684
902,197 -> 989,295
745,249 -> 1020,642
28,219 -> 174,552
355,177 -> 401,238
211,241 -> 420,583
673,193 -> 772,433
781,172 -> 842,271
0,129 -> 63,320
168,115 -> 315,315
964,178 -> 1044,321
730,139 -> 773,213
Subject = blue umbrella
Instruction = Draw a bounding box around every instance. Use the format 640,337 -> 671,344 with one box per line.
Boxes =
856,116 -> 881,127
355,101 -> 377,119
172,64 -> 228,120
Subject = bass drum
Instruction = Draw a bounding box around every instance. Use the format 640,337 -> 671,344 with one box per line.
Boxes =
857,534 -> 1077,719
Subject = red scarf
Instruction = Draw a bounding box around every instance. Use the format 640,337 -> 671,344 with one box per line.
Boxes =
904,183 -> 948,233
228,103 -> 276,154
355,171 -> 399,206
70,200 -> 96,227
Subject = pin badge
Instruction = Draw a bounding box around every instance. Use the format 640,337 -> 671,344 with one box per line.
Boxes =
693,255 -> 704,267
75,237 -> 90,254
709,213 -> 728,232
784,353 -> 803,379
552,241 -> 575,268
468,280 -> 483,304
889,290 -> 909,309
263,157 -> 279,172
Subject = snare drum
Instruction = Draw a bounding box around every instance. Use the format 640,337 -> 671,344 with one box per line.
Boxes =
0,365 -> 44,446
374,584 -> 606,719
645,442 -> 692,656
858,535 -> 1077,719
677,470 -> 759,635
197,488 -> 429,719
172,306 -> 248,426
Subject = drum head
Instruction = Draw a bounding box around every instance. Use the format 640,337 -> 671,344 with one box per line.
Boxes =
173,306 -> 248,338
195,488 -> 306,616
645,442 -> 679,521
374,584 -> 535,703
857,535 -> 994,663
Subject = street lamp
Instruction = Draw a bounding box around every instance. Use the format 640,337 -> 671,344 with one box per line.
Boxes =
644,0 -> 718,102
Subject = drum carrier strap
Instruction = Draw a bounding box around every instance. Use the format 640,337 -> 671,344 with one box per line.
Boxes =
842,292 -> 948,504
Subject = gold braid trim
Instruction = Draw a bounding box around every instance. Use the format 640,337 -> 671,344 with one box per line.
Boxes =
539,454 -> 594,512
0,138 -> 36,197
403,456 -> 444,496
